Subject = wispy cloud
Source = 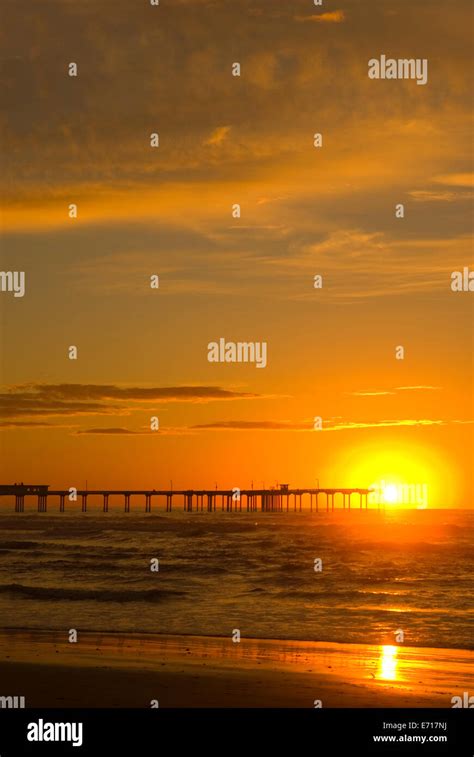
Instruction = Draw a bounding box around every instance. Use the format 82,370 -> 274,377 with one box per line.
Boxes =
192,418 -> 474,433
0,420 -> 69,428
397,386 -> 441,392
192,420 -> 308,430
324,419 -> 446,431
5,415 -> 471,436
409,190 -> 465,202
348,386 -> 441,397
348,391 -> 395,397
76,427 -> 139,435
272,230 -> 472,302
433,173 -> 474,188
296,11 -> 345,23
75,426 -> 192,436
204,126 -> 231,146
190,417 -> 471,432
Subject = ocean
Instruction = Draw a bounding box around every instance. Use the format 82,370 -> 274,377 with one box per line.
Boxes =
0,508 -> 472,650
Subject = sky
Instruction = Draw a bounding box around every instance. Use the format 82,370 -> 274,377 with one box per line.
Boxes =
0,0 -> 473,506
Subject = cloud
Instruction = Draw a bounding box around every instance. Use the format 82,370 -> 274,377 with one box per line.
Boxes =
190,417 -> 472,433
75,426 -> 193,436
296,11 -> 345,23
397,386 -> 441,392
433,173 -> 474,188
0,384 -> 262,419
348,386 -> 441,397
204,126 -> 231,146
409,190 -> 464,202
0,420 -> 66,428
348,391 -> 395,397
325,419 -> 449,431
0,398 -> 116,419
76,427 -> 140,435
2,0 -> 471,241
267,230 -> 473,302
192,420 -> 309,430
409,173 -> 474,202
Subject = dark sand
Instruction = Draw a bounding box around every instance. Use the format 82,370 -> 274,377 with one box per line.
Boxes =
1,630 -> 472,708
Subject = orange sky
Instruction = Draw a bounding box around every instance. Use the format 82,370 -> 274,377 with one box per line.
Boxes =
0,0 -> 473,506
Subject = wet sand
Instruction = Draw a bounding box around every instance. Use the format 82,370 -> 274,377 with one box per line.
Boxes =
0,630 -> 472,708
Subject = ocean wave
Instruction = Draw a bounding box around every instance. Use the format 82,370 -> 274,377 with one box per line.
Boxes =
0,541 -> 41,550
10,559 -> 128,573
0,583 -> 187,603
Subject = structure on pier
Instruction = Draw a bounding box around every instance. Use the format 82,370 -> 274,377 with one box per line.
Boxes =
0,483 -> 376,513
0,484 -> 49,512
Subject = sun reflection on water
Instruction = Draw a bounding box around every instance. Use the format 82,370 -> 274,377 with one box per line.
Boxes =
377,645 -> 399,681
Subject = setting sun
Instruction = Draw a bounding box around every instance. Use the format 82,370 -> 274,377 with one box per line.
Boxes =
382,485 -> 399,504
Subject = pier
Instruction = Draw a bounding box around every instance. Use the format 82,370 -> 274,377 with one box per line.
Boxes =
0,484 -> 375,513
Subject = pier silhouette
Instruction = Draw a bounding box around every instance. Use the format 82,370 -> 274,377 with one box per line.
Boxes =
0,484 -> 375,513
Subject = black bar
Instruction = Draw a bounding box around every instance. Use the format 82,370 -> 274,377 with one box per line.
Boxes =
0,709 -> 472,755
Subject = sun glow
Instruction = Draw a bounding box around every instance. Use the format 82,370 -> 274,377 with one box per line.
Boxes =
332,440 -> 458,508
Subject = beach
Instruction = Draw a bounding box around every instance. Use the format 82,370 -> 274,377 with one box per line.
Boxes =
1,629 -> 472,708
